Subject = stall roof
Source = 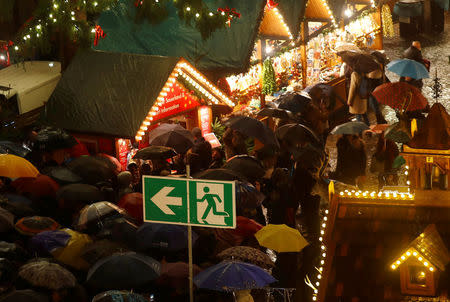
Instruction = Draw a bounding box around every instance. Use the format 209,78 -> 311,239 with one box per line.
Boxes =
42,50 -> 233,139
94,0 -> 266,77
407,103 -> 450,150
305,0 -> 334,20
0,61 -> 61,113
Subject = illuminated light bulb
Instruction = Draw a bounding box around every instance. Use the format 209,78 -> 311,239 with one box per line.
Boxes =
405,165 -> 409,170
53,3 -> 58,8
149,117 -> 153,121
320,230 -> 324,235
339,192 -> 344,196
391,264 -> 396,269
401,256 -> 405,260
344,190 -> 348,192
396,261 -> 400,265
71,11 -> 75,15
23,36 -> 27,40
405,171 -> 408,175
413,251 -> 418,256
49,14 -> 53,18
430,267 -> 434,271
53,18 -> 57,22
314,289 -> 318,294
186,6 -> 191,11
355,192 -> 360,196
323,217 -> 328,221
140,125 -> 148,131
322,223 -> 326,228
316,281 -> 320,287
424,262 -> 428,266
71,16 -> 75,20
209,12 -> 213,16
344,8 -> 353,17
322,252 -> 326,257
14,46 -> 18,50
143,121 -> 150,126
325,210 -> 329,214
400,194 -> 405,199
319,237 -> 323,241
406,251 -> 411,256
195,13 -> 200,18
321,260 -> 325,265
393,193 -> 397,198
36,24 -> 41,29
93,1 -> 98,6
221,11 -> 225,15
385,192 -> 390,198
265,46 -> 273,54
313,297 -> 317,301
370,192 -> 375,197
91,28 -> 96,33
318,274 -> 322,279
418,257 -> 423,261
347,192 -> 351,196
408,194 -> 413,199
406,181 -> 410,185
135,136 -> 142,141
321,245 -> 325,250
138,131 -> 145,136
0,55 -> 4,61
27,34 -> 31,39
36,33 -> 40,37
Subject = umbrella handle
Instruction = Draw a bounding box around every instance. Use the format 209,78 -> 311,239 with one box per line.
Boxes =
400,91 -> 412,114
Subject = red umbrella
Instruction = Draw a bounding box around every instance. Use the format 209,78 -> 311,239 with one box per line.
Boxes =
158,261 -> 202,289
372,82 -> 428,112
118,193 -> 143,223
214,216 -> 263,251
97,154 -> 122,174
11,175 -> 60,199
68,138 -> 89,158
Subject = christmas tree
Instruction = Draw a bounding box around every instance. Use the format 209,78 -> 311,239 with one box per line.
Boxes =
262,58 -> 277,95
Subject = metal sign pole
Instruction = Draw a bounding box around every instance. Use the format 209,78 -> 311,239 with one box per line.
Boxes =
186,165 -> 194,302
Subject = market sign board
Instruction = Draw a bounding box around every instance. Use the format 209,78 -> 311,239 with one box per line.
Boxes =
143,176 -> 236,228
151,82 -> 200,122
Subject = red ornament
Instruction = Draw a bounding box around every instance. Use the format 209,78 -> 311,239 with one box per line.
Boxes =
94,25 -> 106,46
0,40 -> 14,66
217,77 -> 232,96
217,7 -> 241,27
134,0 -> 143,7
266,0 -> 279,10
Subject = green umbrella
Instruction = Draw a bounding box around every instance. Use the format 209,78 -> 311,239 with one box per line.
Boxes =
392,155 -> 406,169
385,123 -> 411,143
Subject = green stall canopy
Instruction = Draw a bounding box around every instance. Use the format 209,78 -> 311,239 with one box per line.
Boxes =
393,1 -> 423,17
42,50 -> 179,138
276,0 -> 308,39
94,0 -> 266,76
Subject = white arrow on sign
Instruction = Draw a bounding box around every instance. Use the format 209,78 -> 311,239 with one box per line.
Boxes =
151,186 -> 182,215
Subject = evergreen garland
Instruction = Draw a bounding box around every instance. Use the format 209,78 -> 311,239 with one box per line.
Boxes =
3,0 -> 240,65
261,58 -> 277,95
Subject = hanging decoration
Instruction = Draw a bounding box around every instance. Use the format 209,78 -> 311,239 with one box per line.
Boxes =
432,69 -> 443,100
266,0 -> 279,10
93,25 -> 106,46
0,40 -> 13,66
262,58 -> 277,96
382,4 -> 394,38
217,6 -> 241,27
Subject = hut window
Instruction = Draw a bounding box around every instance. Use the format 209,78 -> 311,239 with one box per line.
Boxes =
409,266 -> 427,286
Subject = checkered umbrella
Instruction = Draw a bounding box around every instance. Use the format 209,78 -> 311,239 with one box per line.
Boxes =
372,82 -> 428,112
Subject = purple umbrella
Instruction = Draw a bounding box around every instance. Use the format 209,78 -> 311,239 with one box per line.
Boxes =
28,230 -> 71,256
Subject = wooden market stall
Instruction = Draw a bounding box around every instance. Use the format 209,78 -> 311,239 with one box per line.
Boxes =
314,187 -> 450,302
42,50 -> 233,165
401,103 -> 450,201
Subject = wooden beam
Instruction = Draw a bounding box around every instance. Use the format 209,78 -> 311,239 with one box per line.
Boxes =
299,21 -> 308,88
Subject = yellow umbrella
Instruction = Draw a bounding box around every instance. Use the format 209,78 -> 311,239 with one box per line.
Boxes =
52,228 -> 92,271
255,224 -> 308,253
0,154 -> 39,178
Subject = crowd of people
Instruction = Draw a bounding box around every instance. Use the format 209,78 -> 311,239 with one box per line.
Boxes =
0,41 -> 431,302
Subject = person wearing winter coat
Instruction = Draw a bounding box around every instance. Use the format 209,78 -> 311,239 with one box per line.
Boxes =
347,69 -> 384,125
332,134 -> 367,186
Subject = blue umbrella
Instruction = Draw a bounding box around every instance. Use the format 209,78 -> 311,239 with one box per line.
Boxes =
387,59 -> 429,79
28,230 -> 71,256
194,260 -> 276,291
330,121 -> 370,135
87,252 -> 160,290
136,223 -> 198,252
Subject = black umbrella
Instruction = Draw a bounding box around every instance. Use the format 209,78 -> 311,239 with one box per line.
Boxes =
0,198 -> 36,218
46,167 -> 83,185
74,202 -> 126,233
370,50 -> 389,65
194,168 -> 246,181
256,107 -> 293,120
56,184 -> 104,207
96,217 -> 138,247
304,83 -> 335,98
148,124 -> 195,154
337,51 -> 380,74
275,123 -> 321,146
224,116 -> 279,147
32,127 -> 77,152
275,92 -> 311,114
86,252 -> 160,290
0,289 -> 49,302
0,241 -> 29,261
133,146 -> 177,160
67,156 -> 115,185
222,155 -> 265,182
0,141 -> 30,157
0,258 -> 16,284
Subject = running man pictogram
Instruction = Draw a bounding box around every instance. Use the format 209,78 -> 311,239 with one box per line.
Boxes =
200,186 -> 229,223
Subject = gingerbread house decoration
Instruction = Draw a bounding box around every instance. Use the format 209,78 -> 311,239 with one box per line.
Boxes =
390,224 -> 450,296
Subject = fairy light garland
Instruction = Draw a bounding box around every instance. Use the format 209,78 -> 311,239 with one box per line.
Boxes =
271,7 -> 294,40
390,248 -> 435,272
135,60 -> 235,141
310,208 -> 330,301
320,0 -> 338,28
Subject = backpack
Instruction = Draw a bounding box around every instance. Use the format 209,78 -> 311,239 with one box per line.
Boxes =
359,76 -> 370,99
